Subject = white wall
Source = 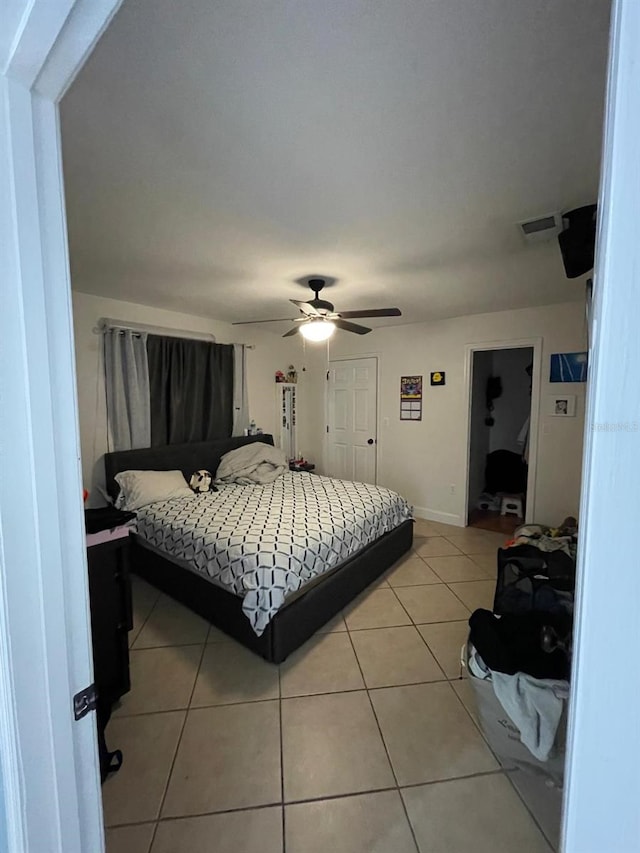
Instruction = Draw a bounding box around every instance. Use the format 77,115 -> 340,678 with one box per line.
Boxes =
73,292 -> 587,523
311,301 -> 587,526
489,347 -> 533,453
72,291 -> 316,503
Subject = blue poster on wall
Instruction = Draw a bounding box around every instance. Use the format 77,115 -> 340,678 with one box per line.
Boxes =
550,352 -> 588,382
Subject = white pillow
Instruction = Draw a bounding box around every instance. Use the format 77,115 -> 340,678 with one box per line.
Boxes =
114,469 -> 193,511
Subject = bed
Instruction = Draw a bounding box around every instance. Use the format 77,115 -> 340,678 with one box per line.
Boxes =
104,434 -> 413,662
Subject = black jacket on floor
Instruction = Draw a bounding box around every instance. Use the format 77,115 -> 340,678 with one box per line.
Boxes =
469,609 -> 571,680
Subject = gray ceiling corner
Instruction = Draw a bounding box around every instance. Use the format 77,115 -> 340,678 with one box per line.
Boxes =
60,0 -> 611,324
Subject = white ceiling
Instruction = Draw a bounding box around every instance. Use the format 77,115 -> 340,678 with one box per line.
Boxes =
61,0 -> 610,329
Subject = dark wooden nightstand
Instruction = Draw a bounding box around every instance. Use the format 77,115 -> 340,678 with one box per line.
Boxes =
85,519 -> 133,779
86,526 -> 132,706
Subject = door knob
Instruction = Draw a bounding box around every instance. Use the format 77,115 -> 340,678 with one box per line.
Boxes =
367,438 -> 374,445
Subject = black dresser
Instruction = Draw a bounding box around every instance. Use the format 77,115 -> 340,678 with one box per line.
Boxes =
85,514 -> 133,779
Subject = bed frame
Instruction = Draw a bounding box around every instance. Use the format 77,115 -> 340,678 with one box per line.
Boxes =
104,435 -> 413,663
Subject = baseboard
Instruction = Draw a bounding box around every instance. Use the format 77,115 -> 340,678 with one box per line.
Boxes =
412,506 -> 465,527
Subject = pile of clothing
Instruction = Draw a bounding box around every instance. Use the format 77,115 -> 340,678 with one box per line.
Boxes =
466,518 -> 577,765
504,518 -> 578,560
468,608 -> 571,761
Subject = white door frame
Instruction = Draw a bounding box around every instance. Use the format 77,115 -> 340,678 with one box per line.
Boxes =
462,338 -> 542,525
2,1 -> 640,850
0,2 -> 122,852
562,2 -> 640,849
324,355 -> 379,483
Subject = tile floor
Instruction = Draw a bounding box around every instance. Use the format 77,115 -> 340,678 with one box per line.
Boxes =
104,520 -> 554,853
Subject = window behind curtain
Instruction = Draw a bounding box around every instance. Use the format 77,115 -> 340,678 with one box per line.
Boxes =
146,335 -> 234,446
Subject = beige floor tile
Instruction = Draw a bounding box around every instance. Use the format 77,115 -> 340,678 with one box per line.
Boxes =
412,518 -> 444,537
151,807 -> 283,853
133,596 -> 210,648
394,546 -> 424,565
414,537 -> 462,558
285,791 -> 418,853
387,556 -> 441,587
351,626 -> 444,688
206,624 -> 234,643
162,702 -> 281,816
369,682 -> 498,785
394,584 -> 469,624
426,554 -> 491,583
451,676 -> 482,728
468,552 -> 498,577
344,588 -> 411,630
479,530 -> 512,549
316,611 -> 347,633
102,712 -> 184,825
114,645 -> 202,716
280,632 -> 364,697
106,823 -> 155,853
449,580 -> 496,612
462,541 -> 503,555
444,530 -> 498,553
418,621 -> 469,679
402,774 -> 550,853
191,643 -> 279,707
281,691 -> 394,801
129,576 -> 161,647
508,768 -> 562,851
414,519 -> 461,537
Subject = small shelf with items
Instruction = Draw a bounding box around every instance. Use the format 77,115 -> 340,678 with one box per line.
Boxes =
275,380 -> 297,460
289,458 -> 315,473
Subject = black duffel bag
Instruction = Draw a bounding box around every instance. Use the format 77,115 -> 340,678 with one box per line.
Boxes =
493,545 -> 575,617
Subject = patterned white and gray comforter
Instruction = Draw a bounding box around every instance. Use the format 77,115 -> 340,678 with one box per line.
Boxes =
134,471 -> 412,635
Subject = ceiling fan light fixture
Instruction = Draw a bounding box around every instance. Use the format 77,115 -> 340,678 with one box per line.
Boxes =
299,319 -> 336,342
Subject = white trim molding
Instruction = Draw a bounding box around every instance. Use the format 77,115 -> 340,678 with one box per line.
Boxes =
412,507 -> 465,527
562,2 -> 640,850
1,3 -> 123,852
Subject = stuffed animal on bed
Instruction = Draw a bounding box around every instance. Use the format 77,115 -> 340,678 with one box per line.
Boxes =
189,469 -> 217,493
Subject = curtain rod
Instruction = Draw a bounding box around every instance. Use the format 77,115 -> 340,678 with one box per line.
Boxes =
93,318 -> 255,348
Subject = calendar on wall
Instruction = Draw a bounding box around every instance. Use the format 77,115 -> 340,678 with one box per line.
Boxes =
400,375 -> 422,421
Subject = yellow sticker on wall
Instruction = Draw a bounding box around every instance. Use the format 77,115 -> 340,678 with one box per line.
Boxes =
430,371 -> 446,386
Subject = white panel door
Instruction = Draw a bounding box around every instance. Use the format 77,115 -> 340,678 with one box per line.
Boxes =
327,358 -> 377,483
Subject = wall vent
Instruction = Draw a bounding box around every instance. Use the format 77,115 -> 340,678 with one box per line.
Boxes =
518,212 -> 563,243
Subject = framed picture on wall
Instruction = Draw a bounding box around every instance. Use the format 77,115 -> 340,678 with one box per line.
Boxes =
548,394 -> 576,417
550,352 -> 588,382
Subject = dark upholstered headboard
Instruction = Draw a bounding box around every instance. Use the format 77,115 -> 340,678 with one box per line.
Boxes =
103,434 -> 275,501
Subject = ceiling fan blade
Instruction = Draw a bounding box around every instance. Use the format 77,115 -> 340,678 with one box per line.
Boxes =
337,308 -> 402,319
290,299 -> 321,316
232,318 -> 296,325
334,319 -> 372,335
282,326 -> 300,338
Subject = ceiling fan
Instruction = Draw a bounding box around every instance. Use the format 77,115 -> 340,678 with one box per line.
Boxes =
232,278 -> 401,340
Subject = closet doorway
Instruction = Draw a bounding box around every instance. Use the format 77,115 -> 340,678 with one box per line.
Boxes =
465,342 -> 541,533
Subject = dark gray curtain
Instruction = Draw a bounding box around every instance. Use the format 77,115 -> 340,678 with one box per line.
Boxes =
147,335 -> 234,446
